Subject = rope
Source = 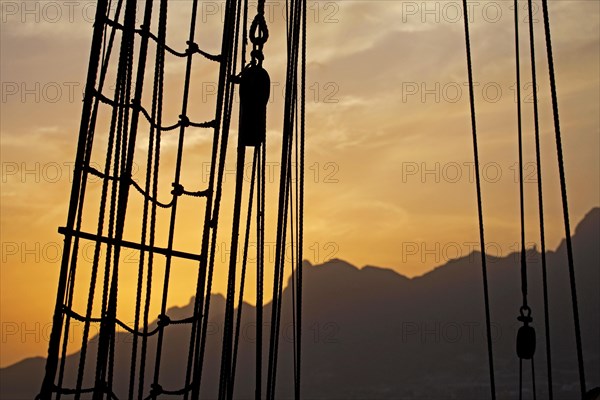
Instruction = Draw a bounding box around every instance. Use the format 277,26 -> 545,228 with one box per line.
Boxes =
55,0 -> 124,397
241,0 -> 250,67
150,0 -> 187,391
229,11 -> 255,398
267,145 -> 291,400
142,382 -> 195,400
218,142 -> 247,400
265,0 -> 303,395
40,0 -> 308,396
513,2 -> 538,397
525,0 -> 553,397
461,1 -> 496,399
296,1 -> 306,397
103,17 -> 221,61
173,0 -> 245,391
53,386 -> 96,395
99,0 -> 138,391
91,89 -> 216,131
37,0 -> 111,397
514,0 -> 528,311
266,0 -> 300,395
84,165 -> 169,207
519,357 -> 523,400
271,136 -> 294,399
85,164 -> 210,207
540,0 -> 586,395
138,0 -> 167,393
228,148 -> 258,399
218,0 -> 249,395
290,158 -> 298,394
289,12 -> 301,393
73,1 -> 134,392
249,0 -> 268,65
188,0 -> 242,395
53,383 -> 120,400
62,307 -> 198,337
290,36 -> 304,393
39,0 -> 246,396
519,356 -> 539,400
256,142 -> 266,400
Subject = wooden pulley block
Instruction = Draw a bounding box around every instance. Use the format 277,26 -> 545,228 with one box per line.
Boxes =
516,323 -> 536,360
239,63 -> 270,147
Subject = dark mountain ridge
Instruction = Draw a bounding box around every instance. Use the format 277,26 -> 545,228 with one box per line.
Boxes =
2,208 -> 598,399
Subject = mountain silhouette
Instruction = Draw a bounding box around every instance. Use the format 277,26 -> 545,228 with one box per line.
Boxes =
2,208 -> 598,399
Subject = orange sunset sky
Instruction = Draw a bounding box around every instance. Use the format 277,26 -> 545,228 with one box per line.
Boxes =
1,0 -> 598,368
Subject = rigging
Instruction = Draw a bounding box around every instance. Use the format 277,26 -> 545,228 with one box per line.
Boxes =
37,0 -> 306,398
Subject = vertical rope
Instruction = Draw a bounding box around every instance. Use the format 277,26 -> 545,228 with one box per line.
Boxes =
217,145 -> 247,400
461,1 -> 496,398
526,0 -> 553,397
218,0 -> 247,395
289,149 -> 298,393
296,0 -> 306,396
183,11 -> 232,399
125,0 -> 163,397
93,0 -> 138,395
513,0 -> 529,311
519,358 -> 523,400
135,2 -> 168,395
229,149 -> 259,398
190,0 -> 241,395
514,2 -> 538,397
74,0 -> 135,393
37,0 -> 110,397
265,0 -> 302,395
267,139 -> 292,399
256,142 -> 266,400
56,1 -> 123,396
150,0 -> 200,393
540,0 -> 586,395
138,20 -> 165,395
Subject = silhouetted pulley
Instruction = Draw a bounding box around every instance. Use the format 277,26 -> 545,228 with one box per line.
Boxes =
516,308 -> 536,360
239,63 -> 270,147
516,324 -> 536,359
